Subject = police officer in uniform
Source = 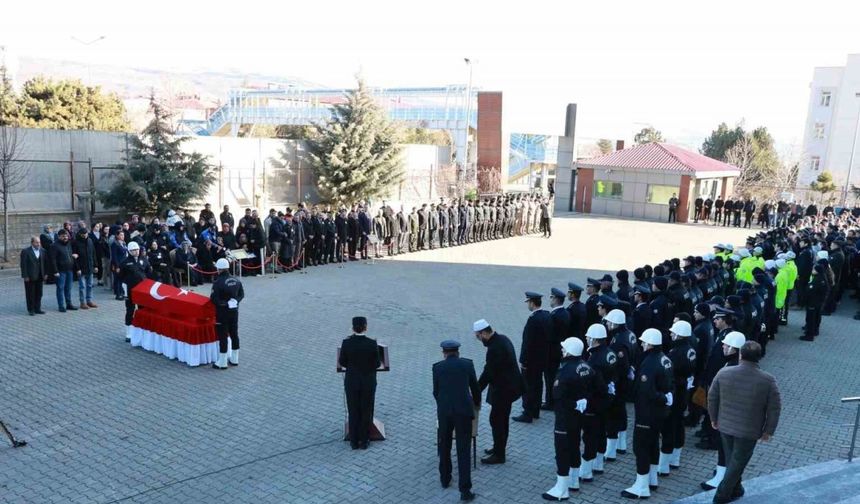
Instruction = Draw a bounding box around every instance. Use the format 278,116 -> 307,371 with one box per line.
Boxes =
474,319 -> 523,465
120,241 -> 151,342
543,288 -> 571,411
584,278 -> 602,328
210,258 -> 244,369
566,282 -> 587,344
621,328 -> 673,499
580,323 -> 615,482
339,316 -> 381,449
659,320 -> 696,476
632,285 -> 652,338
604,309 -> 636,459
433,340 -> 480,502
542,337 -> 594,501
514,292 -> 552,423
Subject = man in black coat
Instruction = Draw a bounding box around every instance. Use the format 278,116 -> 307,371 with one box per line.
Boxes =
72,224 -> 98,309
417,204 -> 428,250
566,283 -> 587,344
20,236 -> 47,315
335,208 -> 348,262
339,316 -> 381,450
219,205 -> 234,229
633,285 -> 652,338
433,340 -> 480,502
543,288 -> 571,411
514,291 -> 552,423
474,319 -> 523,465
584,278 -> 602,328
50,229 -> 77,312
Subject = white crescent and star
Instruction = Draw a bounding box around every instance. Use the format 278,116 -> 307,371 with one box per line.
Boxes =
149,282 -> 191,301
150,282 -> 168,301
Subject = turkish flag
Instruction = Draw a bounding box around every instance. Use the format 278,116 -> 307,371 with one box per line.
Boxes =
130,279 -> 218,355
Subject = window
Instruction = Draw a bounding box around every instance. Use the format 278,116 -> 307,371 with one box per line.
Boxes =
646,184 -> 678,205
593,180 -> 623,199
814,122 -> 825,139
820,91 -> 831,107
810,156 -> 821,171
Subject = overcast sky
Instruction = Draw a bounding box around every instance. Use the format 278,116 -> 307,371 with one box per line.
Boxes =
2,1 -> 859,153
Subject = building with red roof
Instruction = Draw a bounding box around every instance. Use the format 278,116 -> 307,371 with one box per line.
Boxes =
573,142 -> 741,223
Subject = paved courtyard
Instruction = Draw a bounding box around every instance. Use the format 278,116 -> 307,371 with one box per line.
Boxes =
1,214 -> 857,504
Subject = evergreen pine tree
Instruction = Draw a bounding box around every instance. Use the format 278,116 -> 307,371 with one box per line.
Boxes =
307,77 -> 403,204
99,96 -> 215,215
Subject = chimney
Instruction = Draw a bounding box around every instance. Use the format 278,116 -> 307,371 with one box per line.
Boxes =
564,104 -> 577,139
615,140 -> 625,151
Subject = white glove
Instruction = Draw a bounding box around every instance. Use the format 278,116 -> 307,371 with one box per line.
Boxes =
576,399 -> 588,413
122,284 -> 128,296
665,392 -> 674,407
628,367 -> 635,381
227,298 -> 238,309
687,376 -> 695,390
607,382 -> 616,396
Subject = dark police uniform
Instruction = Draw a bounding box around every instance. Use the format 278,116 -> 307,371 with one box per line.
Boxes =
518,293 -> 552,421
544,292 -> 571,409
607,324 -> 636,454
552,355 -> 597,481
631,348 -> 673,478
119,252 -> 151,335
339,330 -> 381,448
566,283 -> 587,344
210,269 -> 244,360
583,342 -> 616,471
433,340 -> 480,496
660,336 -> 696,471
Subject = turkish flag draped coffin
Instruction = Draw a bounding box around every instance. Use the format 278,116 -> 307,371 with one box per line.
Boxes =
129,279 -> 218,366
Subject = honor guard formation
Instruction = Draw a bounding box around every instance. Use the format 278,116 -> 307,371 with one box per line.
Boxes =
416,210 -> 858,502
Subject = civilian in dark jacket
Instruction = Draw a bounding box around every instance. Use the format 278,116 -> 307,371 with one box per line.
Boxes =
339,316 -> 381,450
219,205 -> 234,229
20,236 -> 47,315
72,225 -> 98,309
433,340 -> 481,501
514,292 -> 552,423
475,321 -> 523,464
50,229 -> 77,312
335,209 -> 348,261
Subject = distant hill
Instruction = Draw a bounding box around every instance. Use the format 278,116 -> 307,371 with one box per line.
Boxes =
16,56 -> 325,102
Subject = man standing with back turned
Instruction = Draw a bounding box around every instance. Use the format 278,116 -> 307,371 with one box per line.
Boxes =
474,319 -> 523,465
708,341 -> 781,503
433,340 -> 481,502
339,316 -> 380,450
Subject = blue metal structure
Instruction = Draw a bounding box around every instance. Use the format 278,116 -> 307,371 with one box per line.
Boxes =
179,85 -> 478,165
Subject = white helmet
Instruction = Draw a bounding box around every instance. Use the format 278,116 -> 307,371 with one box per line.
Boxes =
753,246 -> 763,256
215,258 -> 230,270
723,331 -> 746,349
604,309 -> 626,325
738,248 -> 751,258
127,241 -> 140,252
670,320 -> 692,337
786,251 -> 796,260
730,254 -> 741,262
776,259 -> 786,269
639,328 -> 663,346
725,244 -> 734,251
561,337 -> 584,357
817,250 -> 829,261
765,260 -> 777,270
585,323 -> 607,340
777,253 -> 786,260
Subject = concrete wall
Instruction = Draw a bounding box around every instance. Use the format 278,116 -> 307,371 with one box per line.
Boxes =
1,128 -> 451,259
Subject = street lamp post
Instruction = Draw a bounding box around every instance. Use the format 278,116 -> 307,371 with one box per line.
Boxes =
462,58 -> 474,196
842,92 -> 860,207
70,35 -> 106,83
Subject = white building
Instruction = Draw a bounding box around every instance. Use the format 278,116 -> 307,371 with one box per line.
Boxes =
798,54 -> 860,195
